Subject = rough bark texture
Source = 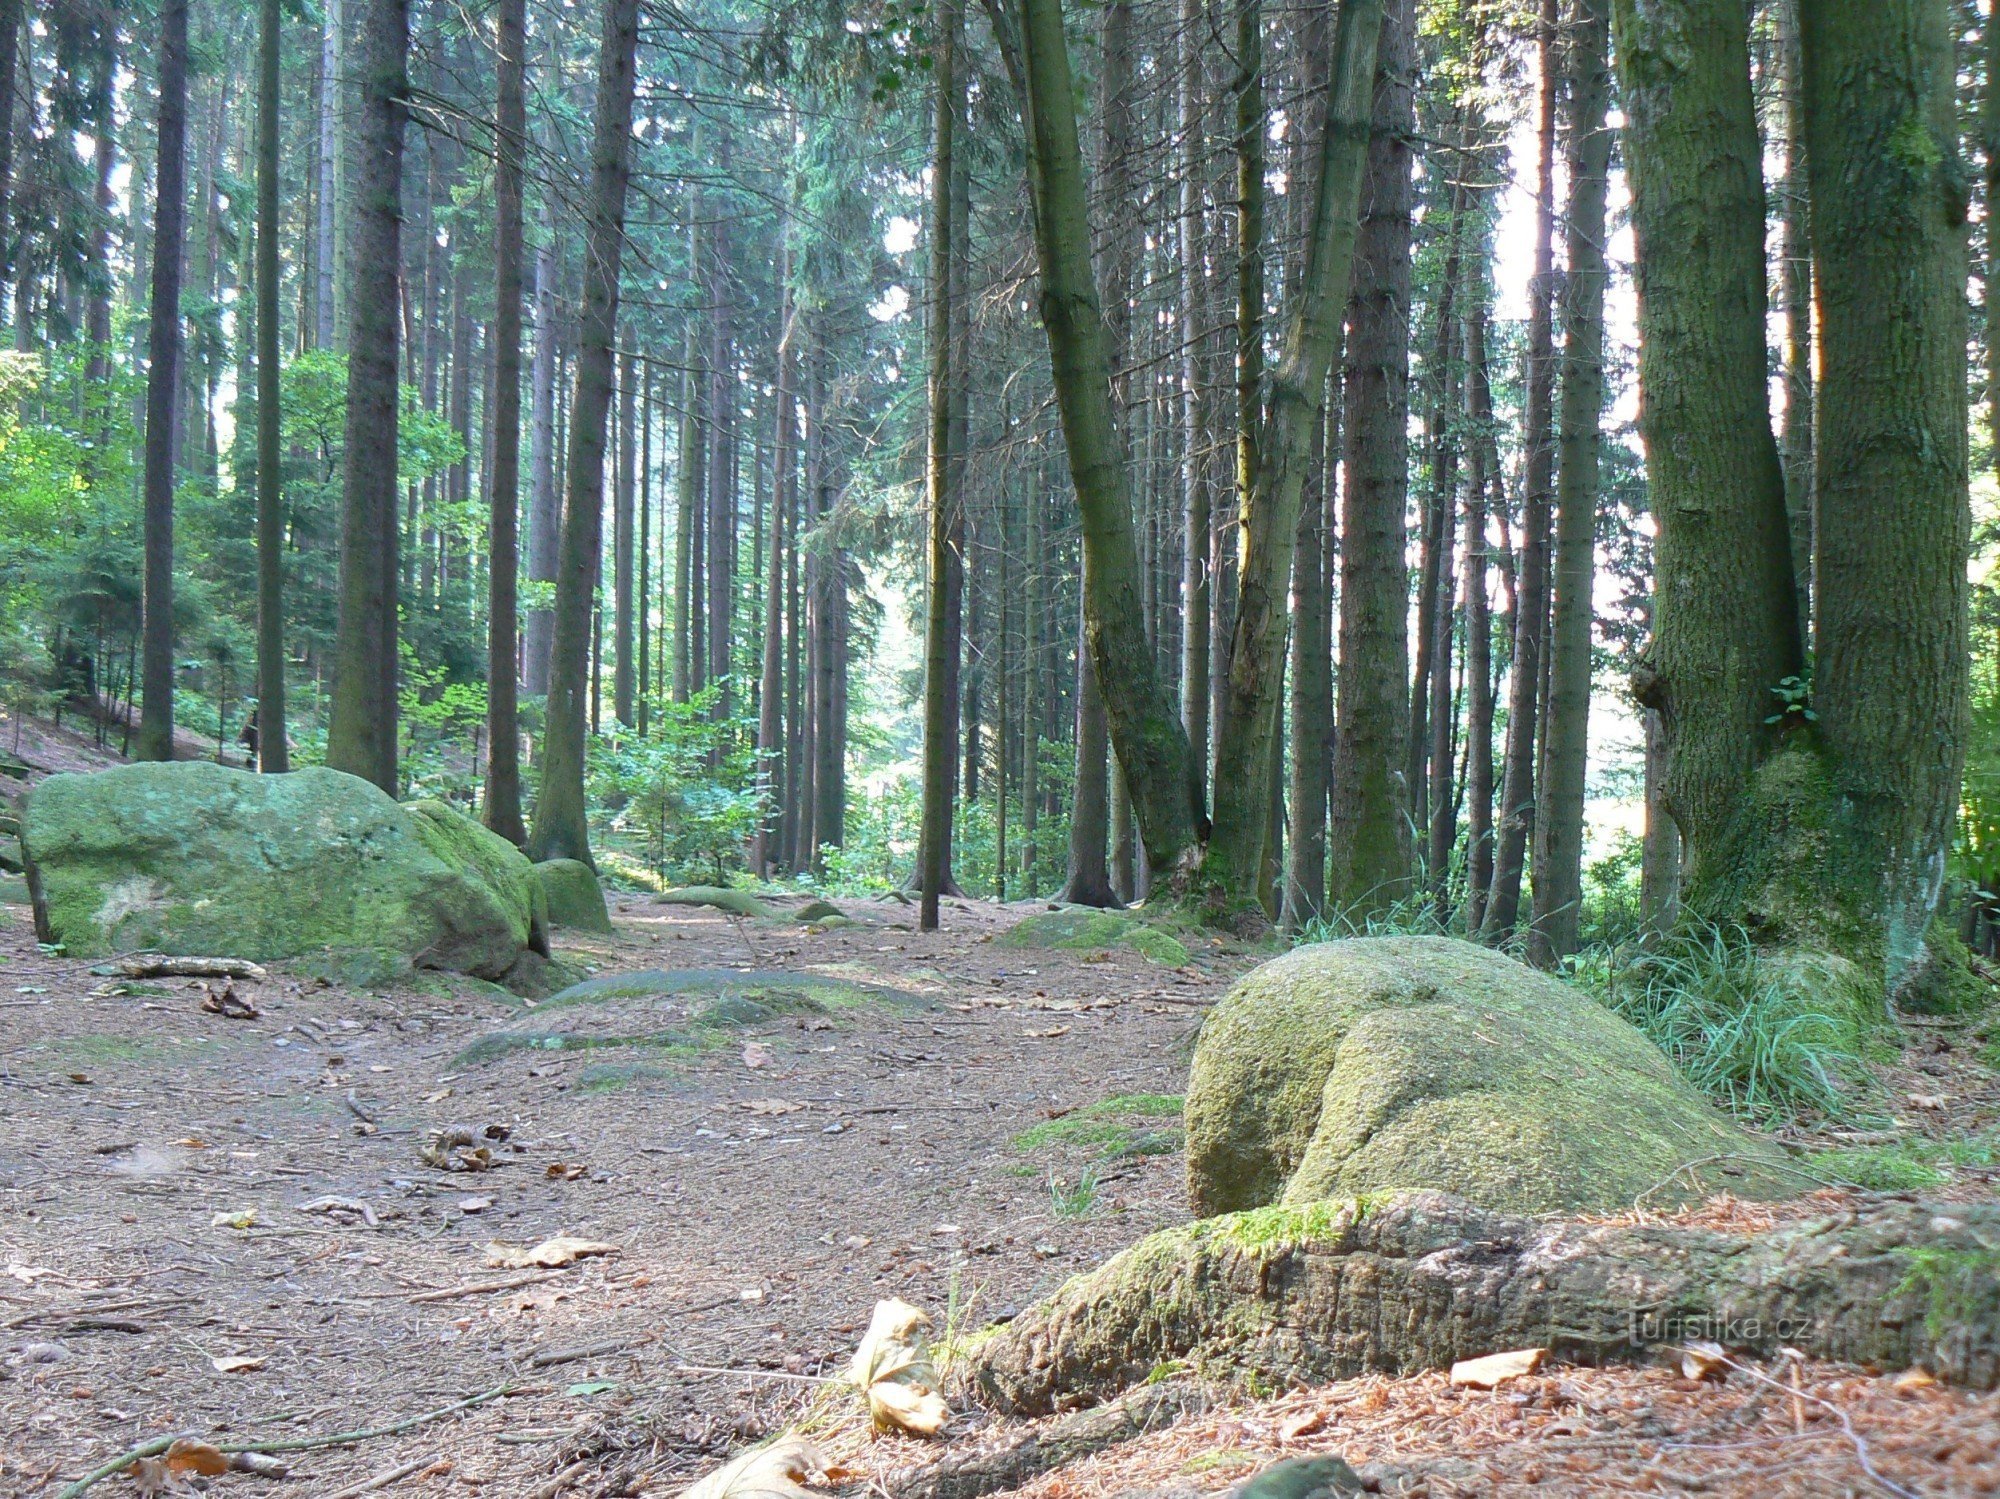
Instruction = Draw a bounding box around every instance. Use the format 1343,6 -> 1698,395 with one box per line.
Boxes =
1799,0 -> 1970,999
1461,287 -> 1495,934
325,0 -> 408,795
523,203 -> 559,697
1528,0 -> 1611,965
137,0 -> 188,765
1480,0 -> 1556,941
253,0 -> 286,773
483,0 -> 526,845
1612,0 -> 1801,902
528,0 -> 640,866
1327,0 -> 1415,919
920,0 -> 959,931
1014,0 -> 1203,879
968,1191 -> 2000,1415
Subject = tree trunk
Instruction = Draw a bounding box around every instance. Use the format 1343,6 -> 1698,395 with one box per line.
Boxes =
1480,0 -> 1559,940
1011,0 -> 1203,880
524,198 -> 559,696
756,230 -> 796,878
1063,602 -> 1118,906
1799,0 -> 1970,999
1461,285 -> 1497,933
967,1191 -> 2000,1415
484,0 -> 527,845
1611,0 -> 1801,904
1327,0 -> 1415,918
673,320 -> 699,704
316,0 -> 340,351
325,0 -> 408,795
1777,0 -> 1813,631
1176,0 -> 1211,810
1640,706 -> 1680,932
613,350 -> 637,726
0,0 -> 21,293
1528,0 -> 1612,965
528,0 -> 641,866
137,0 -> 190,764
253,0 -> 287,774
920,0 -> 961,929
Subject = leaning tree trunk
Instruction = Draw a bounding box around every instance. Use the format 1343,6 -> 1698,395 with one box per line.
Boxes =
1010,0 -> 1204,881
1528,0 -> 1611,966
1611,0 -> 1801,906
484,0 -> 527,845
1798,0 -> 1969,1001
136,0 -> 189,765
528,0 -> 641,867
1200,0 -> 1384,912
253,0 -> 287,773
325,0 -> 409,795
967,1192 -> 2000,1415
1327,0 -> 1415,919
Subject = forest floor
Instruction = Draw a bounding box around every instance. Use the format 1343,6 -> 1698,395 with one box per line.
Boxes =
2,764 -> 1999,1495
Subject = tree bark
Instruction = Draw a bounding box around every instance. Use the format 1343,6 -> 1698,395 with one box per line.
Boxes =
613,349 -> 637,727
1462,285 -> 1497,933
1799,0 -> 1970,998
1480,0 -> 1559,941
1776,0 -> 1813,631
254,0 -> 287,774
1327,0 -> 1415,918
1611,0 -> 1801,904
1528,0 -> 1612,965
137,0 -> 189,764
1011,0 -> 1204,880
967,1191 -> 2000,1415
1176,0 -> 1211,812
920,0 -> 961,930
524,197 -> 559,696
484,0 -> 527,844
528,0 -> 641,866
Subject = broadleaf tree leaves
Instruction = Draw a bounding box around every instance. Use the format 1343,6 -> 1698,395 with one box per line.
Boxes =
484,1234 -> 621,1269
680,1436 -> 851,1498
847,1298 -> 949,1436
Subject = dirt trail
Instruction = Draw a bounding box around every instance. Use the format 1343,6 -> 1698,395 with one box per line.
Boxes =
0,890 -> 1236,1495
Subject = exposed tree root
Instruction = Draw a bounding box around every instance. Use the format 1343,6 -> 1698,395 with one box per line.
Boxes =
964,1191 -> 2000,1415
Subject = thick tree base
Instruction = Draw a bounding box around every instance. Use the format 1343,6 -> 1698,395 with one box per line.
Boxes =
963,1190 -> 2000,1415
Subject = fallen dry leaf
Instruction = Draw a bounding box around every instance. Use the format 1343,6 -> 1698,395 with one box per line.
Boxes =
848,1298 -> 949,1436
210,1354 -> 266,1374
199,982 -> 260,1019
1022,1026 -> 1071,1039
484,1234 -> 621,1270
1893,1368 -> 1938,1394
739,1098 -> 803,1116
546,1162 -> 589,1180
210,1207 -> 258,1231
1680,1340 -> 1729,1382
741,1042 -> 775,1069
1448,1347 -> 1544,1390
126,1456 -> 174,1497
1280,1407 -> 1326,1440
680,1437 -> 851,1499
163,1438 -> 230,1476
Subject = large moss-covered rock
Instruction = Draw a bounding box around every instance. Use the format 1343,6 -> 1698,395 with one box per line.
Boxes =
21,762 -> 548,979
1184,936 -> 1798,1217
1001,907 -> 1191,966
533,858 -> 612,932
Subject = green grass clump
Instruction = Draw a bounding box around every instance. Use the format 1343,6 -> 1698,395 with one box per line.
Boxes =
1047,1166 -> 1100,1218
1589,923 -> 1872,1125
1807,1144 -> 1948,1191
1013,1093 -> 1185,1158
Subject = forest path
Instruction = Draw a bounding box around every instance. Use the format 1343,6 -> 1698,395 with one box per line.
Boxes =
0,887 -> 1241,1495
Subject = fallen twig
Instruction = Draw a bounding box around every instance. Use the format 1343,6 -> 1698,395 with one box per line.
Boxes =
1698,1349 -> 1919,1499
298,1195 -> 380,1229
672,1361 -> 836,1385
527,1334 -> 642,1368
406,1270 -> 561,1303
53,1381 -> 517,1498
322,1454 -> 439,1498
93,955 -> 268,981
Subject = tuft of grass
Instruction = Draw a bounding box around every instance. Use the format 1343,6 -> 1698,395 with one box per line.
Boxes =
1589,923 -> 1872,1125
1298,890 -> 1451,943
1047,1166 -> 1100,1219
1012,1093 -> 1185,1157
1807,1144 -> 1948,1192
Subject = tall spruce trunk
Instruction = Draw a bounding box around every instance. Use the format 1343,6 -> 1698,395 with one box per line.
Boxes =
1011,0 -> 1204,880
0,0 -> 20,294
528,0 -> 641,866
316,0 -> 340,351
613,350 -> 637,726
1462,289 -> 1496,933
524,200 -> 558,695
1799,0 -> 1970,998
1177,0 -> 1211,807
1527,0 -> 1611,965
1612,0 -> 1801,904
920,0 -> 961,929
137,0 -> 189,764
673,321 -> 698,703
1480,0 -> 1558,940
254,0 -> 287,773
484,0 -> 528,844
325,0 -> 409,794
756,233 -> 796,877
1327,0 -> 1415,918
1202,0 -> 1384,912
1777,0 -> 1813,629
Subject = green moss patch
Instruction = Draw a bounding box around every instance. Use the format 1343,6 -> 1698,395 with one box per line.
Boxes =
1014,1094 -> 1186,1159
1808,1134 -> 1996,1192
656,885 -> 777,919
1000,908 -> 1191,966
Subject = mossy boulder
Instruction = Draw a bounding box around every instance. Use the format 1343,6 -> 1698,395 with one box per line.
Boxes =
20,762 -> 548,980
533,858 -> 612,932
1184,936 -> 1799,1218
1001,906 -> 1191,967
456,966 -> 920,1066
656,884 -> 776,918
